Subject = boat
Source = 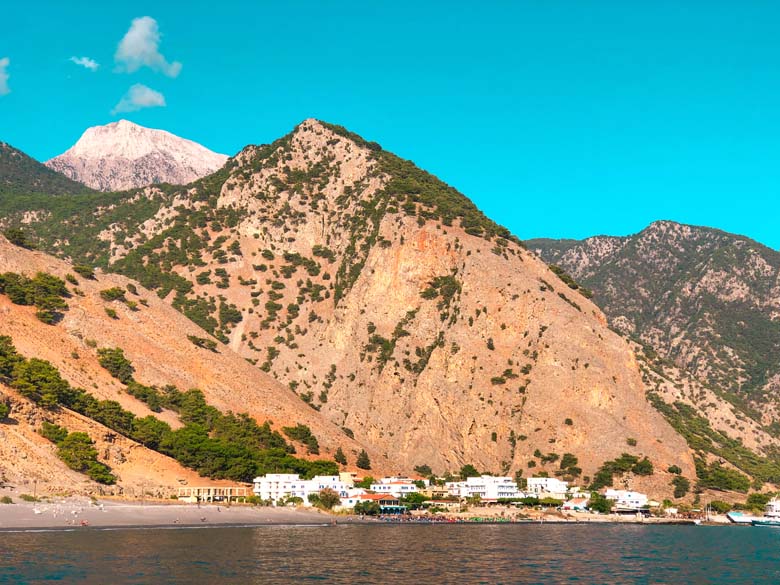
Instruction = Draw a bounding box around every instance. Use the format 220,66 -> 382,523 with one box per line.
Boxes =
765,498 -> 780,518
751,518 -> 780,527
750,498 -> 780,526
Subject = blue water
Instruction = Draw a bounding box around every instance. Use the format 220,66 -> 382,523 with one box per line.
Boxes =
1,523 -> 778,584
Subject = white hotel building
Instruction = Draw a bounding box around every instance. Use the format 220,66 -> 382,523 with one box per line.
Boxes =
604,489 -> 649,511
525,477 -> 570,500
445,476 -> 523,501
369,477 -> 422,497
252,474 -> 352,505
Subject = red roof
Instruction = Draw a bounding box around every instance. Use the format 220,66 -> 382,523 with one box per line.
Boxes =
358,494 -> 398,501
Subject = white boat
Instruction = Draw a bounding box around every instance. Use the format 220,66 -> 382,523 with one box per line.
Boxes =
752,518 -> 780,527
765,498 -> 780,518
728,498 -> 780,526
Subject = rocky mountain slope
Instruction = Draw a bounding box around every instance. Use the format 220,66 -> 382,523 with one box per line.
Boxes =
45,120 -> 228,191
1,142 -> 92,196
529,221 -> 780,420
0,234 -> 371,496
0,120 -> 702,497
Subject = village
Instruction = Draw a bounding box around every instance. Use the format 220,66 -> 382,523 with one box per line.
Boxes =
173,473 -> 665,520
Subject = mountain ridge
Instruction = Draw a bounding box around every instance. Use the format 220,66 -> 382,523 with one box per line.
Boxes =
529,220 -> 780,418
0,141 -> 93,196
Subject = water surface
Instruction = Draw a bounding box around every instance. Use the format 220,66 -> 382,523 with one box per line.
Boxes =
1,523 -> 778,584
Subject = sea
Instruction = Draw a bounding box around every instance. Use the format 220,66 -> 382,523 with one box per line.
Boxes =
1,523 -> 779,584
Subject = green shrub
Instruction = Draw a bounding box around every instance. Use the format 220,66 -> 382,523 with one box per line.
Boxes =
39,423 -> 116,485
73,264 -> 96,280
746,492 -> 773,508
99,287 -> 126,302
0,272 -> 69,324
695,459 -> 751,493
632,457 -> 654,476
97,347 -> 135,384
588,492 -> 614,513
709,500 -> 732,514
187,335 -> 218,352
282,424 -> 320,455
673,475 -> 691,499
3,228 -> 35,249
590,453 -> 650,489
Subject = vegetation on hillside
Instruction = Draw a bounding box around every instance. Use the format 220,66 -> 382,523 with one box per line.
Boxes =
0,271 -> 69,324
0,336 -> 338,483
39,422 -> 116,484
532,224 -> 780,407
0,142 -> 94,196
647,392 -> 780,489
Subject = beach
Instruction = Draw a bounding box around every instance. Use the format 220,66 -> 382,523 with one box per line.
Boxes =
0,498 -> 331,530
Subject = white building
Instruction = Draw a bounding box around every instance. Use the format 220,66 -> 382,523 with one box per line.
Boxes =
526,477 -> 569,500
561,497 -> 589,512
445,476 -> 523,501
252,474 -> 351,505
370,478 -> 420,497
333,489 -> 369,511
604,489 -> 648,510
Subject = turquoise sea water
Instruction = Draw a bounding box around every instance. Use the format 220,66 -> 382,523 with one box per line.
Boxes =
1,523 -> 779,584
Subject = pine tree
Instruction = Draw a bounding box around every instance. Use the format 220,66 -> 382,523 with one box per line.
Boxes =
334,447 -> 347,465
356,449 -> 371,470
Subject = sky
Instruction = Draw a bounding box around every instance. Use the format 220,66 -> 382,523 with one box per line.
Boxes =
1,1 -> 779,249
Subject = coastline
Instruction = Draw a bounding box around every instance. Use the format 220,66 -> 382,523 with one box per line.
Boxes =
0,497 -> 722,531
0,498 -> 331,531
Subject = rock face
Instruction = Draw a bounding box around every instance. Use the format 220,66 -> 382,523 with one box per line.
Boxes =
7,119 -> 698,491
45,120 -> 228,191
529,221 -> 780,419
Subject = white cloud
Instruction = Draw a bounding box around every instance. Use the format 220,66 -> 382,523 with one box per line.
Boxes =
114,16 -> 181,77
0,57 -> 10,96
69,56 -> 99,71
111,83 -> 166,114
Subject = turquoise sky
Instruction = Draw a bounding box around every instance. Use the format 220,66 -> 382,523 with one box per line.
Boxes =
1,1 -> 779,248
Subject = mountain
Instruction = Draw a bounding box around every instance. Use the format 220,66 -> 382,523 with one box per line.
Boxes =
45,120 -> 228,192
529,221 -> 780,420
0,119 -> 700,499
0,142 -> 93,196
0,234 -> 373,496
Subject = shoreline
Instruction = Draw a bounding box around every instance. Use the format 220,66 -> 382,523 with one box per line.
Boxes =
0,497 -> 725,531
0,498 -> 331,531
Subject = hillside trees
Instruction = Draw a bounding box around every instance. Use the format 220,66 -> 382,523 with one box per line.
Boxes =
2,336 -> 339,483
